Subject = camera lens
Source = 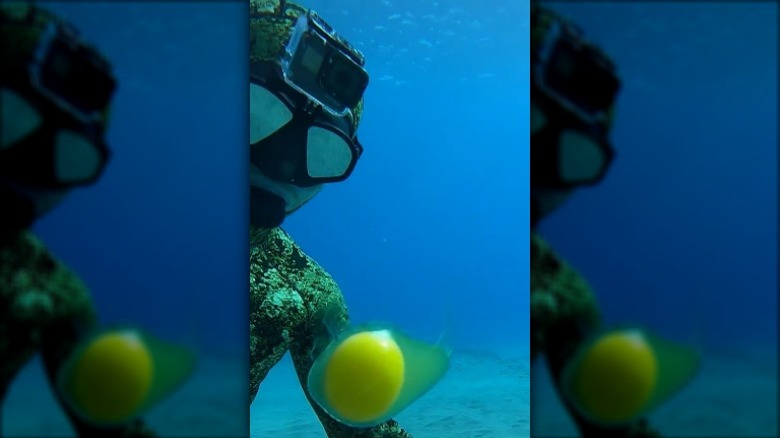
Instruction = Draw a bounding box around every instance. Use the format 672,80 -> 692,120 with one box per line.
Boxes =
322,54 -> 366,109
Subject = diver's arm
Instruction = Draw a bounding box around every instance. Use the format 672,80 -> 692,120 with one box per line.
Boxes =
531,233 -> 659,438
249,226 -> 310,404
40,319 -> 157,437
288,298 -> 414,438
277,231 -> 412,437
544,325 -> 659,438
32,249 -> 157,437
290,343 -> 414,438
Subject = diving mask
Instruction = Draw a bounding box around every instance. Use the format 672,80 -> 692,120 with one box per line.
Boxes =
531,103 -> 614,188
282,10 -> 369,117
29,19 -> 116,125
531,9 -> 620,189
1,6 -> 116,188
533,17 -> 619,125
250,61 -> 363,188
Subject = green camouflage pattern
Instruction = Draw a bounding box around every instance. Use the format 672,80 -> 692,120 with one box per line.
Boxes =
250,226 -> 412,437
249,0 -> 364,131
531,232 -> 659,438
1,4 -> 148,435
0,231 -> 155,437
531,232 -> 601,361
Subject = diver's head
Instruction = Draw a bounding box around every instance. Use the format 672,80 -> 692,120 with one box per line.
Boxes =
530,3 -> 621,227
0,3 -> 116,232
249,0 -> 368,228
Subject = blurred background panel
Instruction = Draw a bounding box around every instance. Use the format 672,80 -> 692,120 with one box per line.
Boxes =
250,0 -> 530,436
531,2 -> 778,437
3,2 -> 247,436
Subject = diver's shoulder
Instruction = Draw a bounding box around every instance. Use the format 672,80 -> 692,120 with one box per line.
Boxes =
249,226 -> 315,266
530,232 -> 571,275
0,230 -> 93,321
249,226 -> 295,248
1,229 -> 48,259
249,226 -> 337,288
531,231 -> 553,258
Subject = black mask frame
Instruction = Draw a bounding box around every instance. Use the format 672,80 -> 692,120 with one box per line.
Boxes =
531,91 -> 615,190
250,61 -> 363,187
0,6 -> 115,189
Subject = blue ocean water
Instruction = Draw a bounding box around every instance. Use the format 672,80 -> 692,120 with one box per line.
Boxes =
7,0 -> 775,436
33,2 -> 247,354
531,2 -> 778,437
536,2 -> 778,351
253,0 -> 531,436
283,0 -> 530,355
5,2 -> 247,436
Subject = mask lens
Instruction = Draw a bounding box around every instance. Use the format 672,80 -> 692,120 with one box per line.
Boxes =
531,103 -> 548,134
558,130 -> 608,184
306,126 -> 353,178
54,130 -> 102,183
250,83 -> 293,143
0,88 -> 42,149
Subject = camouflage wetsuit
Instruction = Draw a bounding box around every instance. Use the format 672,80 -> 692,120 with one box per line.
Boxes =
250,226 -> 412,437
0,231 -> 154,437
531,232 -> 659,438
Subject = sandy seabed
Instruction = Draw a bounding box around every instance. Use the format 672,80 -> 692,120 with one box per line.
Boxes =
2,352 -> 245,437
532,345 -> 778,438
253,345 -> 777,438
252,350 -> 531,438
5,345 -> 774,437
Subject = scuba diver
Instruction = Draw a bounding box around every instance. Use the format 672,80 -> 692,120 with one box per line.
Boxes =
249,0 -> 415,436
1,3 -> 193,436
530,4 -> 664,437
